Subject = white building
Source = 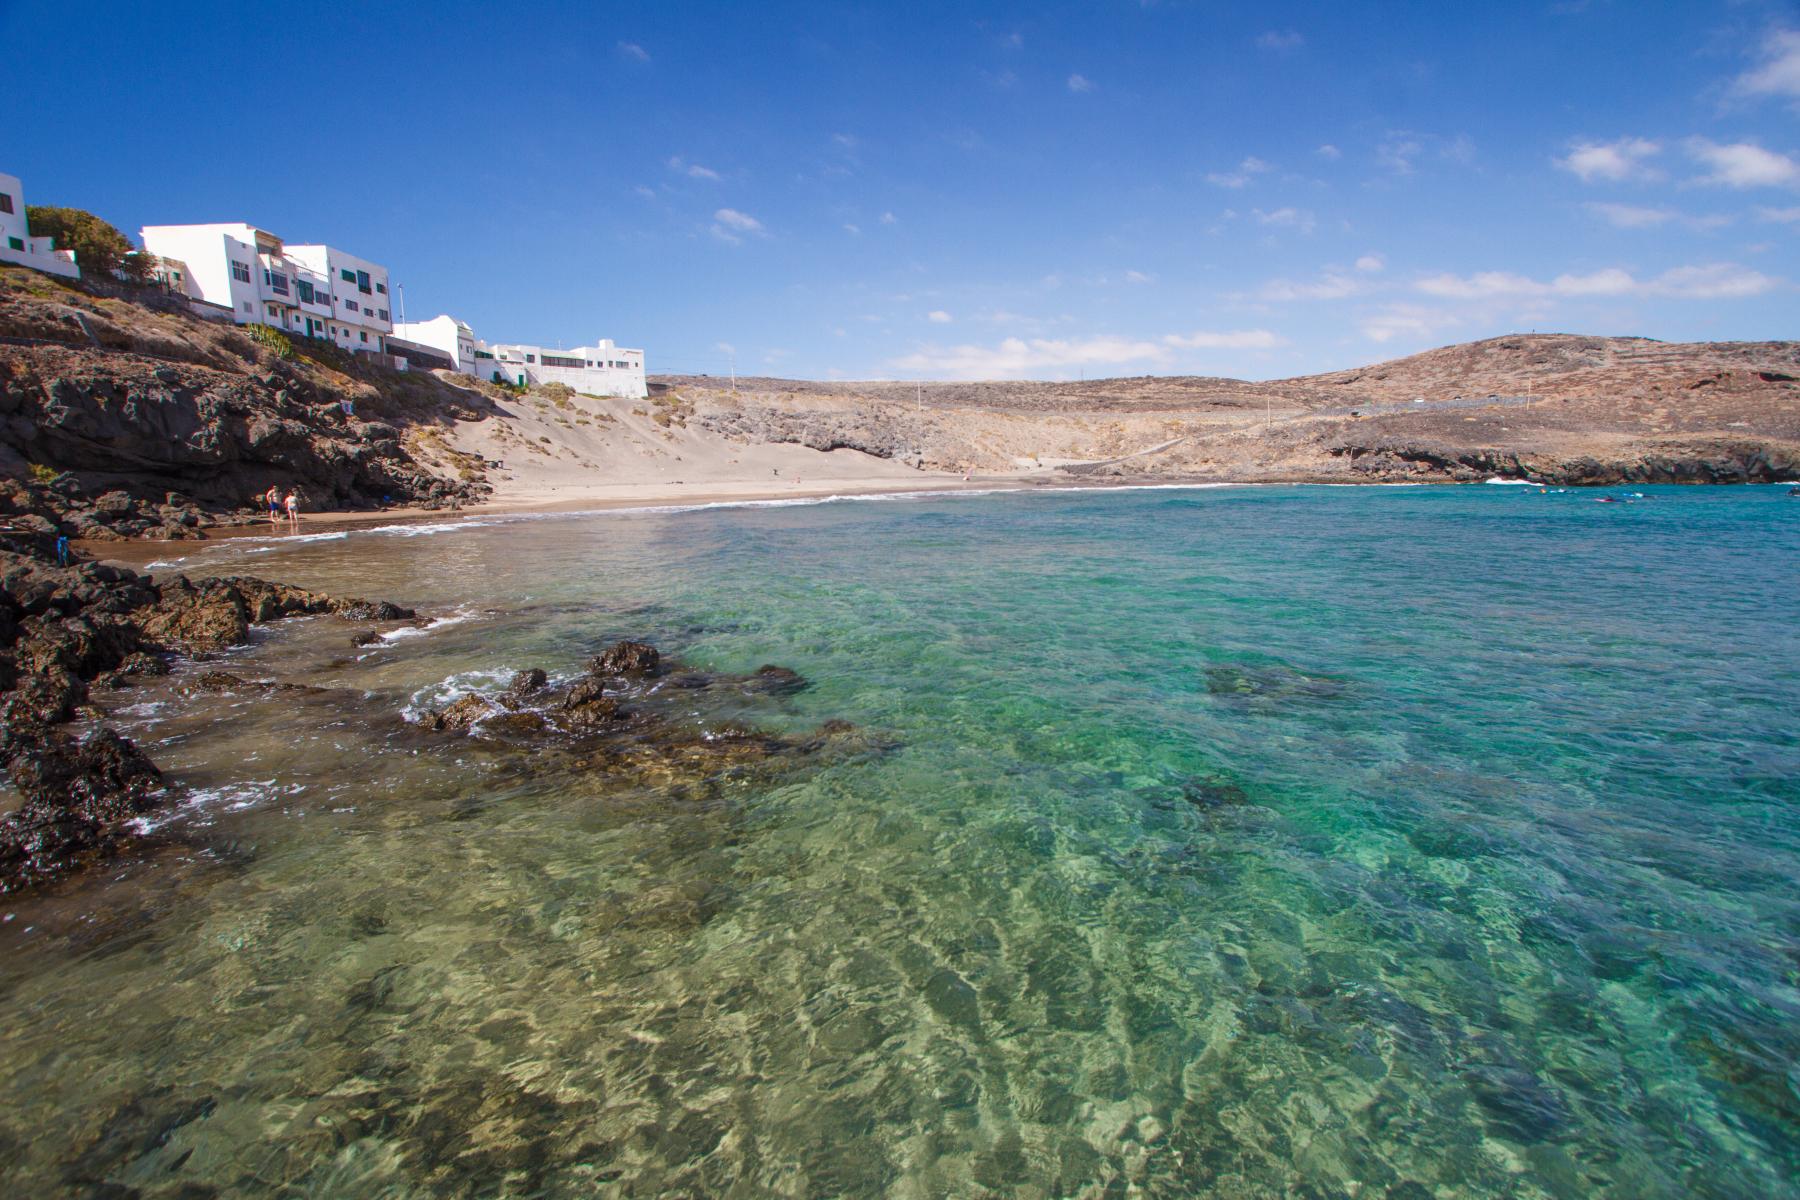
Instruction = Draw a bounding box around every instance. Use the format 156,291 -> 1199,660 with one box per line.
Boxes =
393,313 -> 647,398
392,314 -> 477,375
0,172 -> 81,279
140,222 -> 393,355
482,338 -> 646,398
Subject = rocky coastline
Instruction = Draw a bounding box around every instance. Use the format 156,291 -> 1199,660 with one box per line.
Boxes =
0,528 -> 871,896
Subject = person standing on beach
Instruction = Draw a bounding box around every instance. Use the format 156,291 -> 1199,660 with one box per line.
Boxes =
284,490 -> 300,526
266,486 -> 281,525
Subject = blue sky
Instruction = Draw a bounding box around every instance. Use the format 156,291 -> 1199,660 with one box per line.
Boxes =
6,1 -> 1797,379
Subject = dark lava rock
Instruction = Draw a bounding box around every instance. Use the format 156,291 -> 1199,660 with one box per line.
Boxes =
0,727 -> 164,893
588,640 -> 660,676
500,668 -> 548,706
922,968 -> 982,1032
350,630 -> 383,647
1182,774 -> 1249,809
1203,663 -> 1346,703
423,694 -> 498,732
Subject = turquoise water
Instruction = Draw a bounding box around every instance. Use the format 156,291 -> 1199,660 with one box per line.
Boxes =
2,484 -> 1797,1197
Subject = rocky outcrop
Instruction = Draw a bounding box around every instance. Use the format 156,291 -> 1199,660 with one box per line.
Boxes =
1324,439 -> 1800,485
0,531 -> 415,893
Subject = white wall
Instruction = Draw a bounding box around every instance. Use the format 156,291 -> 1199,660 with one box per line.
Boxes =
286,244 -> 394,354
485,340 -> 648,398
394,314 -> 476,374
0,171 -> 81,279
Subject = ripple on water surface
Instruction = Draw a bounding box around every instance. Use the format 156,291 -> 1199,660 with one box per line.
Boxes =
2,484 -> 1797,1197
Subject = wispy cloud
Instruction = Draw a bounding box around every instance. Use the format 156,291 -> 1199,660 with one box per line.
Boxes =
1585,201 -> 1674,228
1757,205 -> 1800,223
667,156 -> 721,181
617,41 -> 650,62
1360,303 -> 1462,344
843,223 -> 862,235
1555,137 -> 1662,183
832,132 -> 859,149
1163,329 -> 1283,349
893,328 -> 1279,377
1207,156 -> 1273,188
880,211 -> 898,225
1377,134 -> 1424,175
1415,262 -> 1778,299
927,310 -> 952,323
1686,138 -> 1800,189
1123,269 -> 1154,284
710,208 -> 766,243
1316,144 -> 1342,160
1255,273 -> 1367,301
1067,73 -> 1095,93
1735,27 -> 1800,104
1255,29 -> 1304,52
1254,206 -> 1316,234
1355,253 -> 1385,272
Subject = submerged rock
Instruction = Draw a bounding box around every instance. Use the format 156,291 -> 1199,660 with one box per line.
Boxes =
1203,662 -> 1346,704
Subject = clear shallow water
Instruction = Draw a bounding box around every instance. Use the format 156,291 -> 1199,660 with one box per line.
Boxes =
2,485 -> 1797,1198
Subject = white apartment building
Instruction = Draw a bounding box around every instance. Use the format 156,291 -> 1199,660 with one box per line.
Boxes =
481,338 -> 647,398
0,171 -> 80,278
140,223 -> 393,355
392,314 -> 477,375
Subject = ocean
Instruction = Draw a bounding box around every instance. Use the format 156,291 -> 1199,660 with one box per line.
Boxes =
2,483 -> 1796,1197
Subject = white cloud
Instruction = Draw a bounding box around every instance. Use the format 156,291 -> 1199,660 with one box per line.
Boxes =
633,185 -> 657,199
1586,201 -> 1674,228
1316,144 -> 1342,160
1555,137 -> 1662,183
1162,329 -> 1283,349
1361,303 -> 1460,344
1736,28 -> 1800,102
1123,270 -> 1154,284
1255,30 -> 1304,51
1413,262 -> 1776,300
710,208 -> 766,243
1206,156 -> 1273,188
1757,205 -> 1800,223
832,132 -> 859,149
715,342 -> 736,355
1687,138 -> 1800,189
880,211 -> 898,225
1644,263 -> 1779,298
843,223 -> 862,235
1067,73 -> 1095,93
618,41 -> 650,61
1377,134 -> 1423,175
1354,253 -> 1385,272
1254,206 -> 1316,234
667,156 -> 721,181
1256,273 -> 1365,301
713,208 -> 763,232
894,335 -> 1171,378
927,310 -> 952,323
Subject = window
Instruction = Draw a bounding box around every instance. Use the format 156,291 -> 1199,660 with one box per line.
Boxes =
375,282 -> 386,294
243,302 -> 252,312
268,272 -> 288,294
360,331 -> 368,343
341,268 -> 356,282
474,349 -> 494,360
525,353 -> 536,363
377,308 -> 388,321
357,269 -> 371,294
231,260 -> 251,283
543,354 -> 583,368
296,280 -> 314,304
345,300 -> 359,313
0,193 -> 12,214
6,237 -> 21,252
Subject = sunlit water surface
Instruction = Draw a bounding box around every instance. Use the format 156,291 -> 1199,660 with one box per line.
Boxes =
2,485 -> 1797,1198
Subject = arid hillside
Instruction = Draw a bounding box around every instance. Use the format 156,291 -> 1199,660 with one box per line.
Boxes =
653,334 -> 1800,485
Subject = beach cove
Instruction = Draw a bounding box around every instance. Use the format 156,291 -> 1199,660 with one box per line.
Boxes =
3,483 -> 1797,1197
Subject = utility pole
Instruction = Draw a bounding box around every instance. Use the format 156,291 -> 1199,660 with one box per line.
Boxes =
730,351 -> 736,398
397,283 -> 405,324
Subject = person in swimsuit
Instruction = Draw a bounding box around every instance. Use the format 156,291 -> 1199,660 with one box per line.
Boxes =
284,491 -> 300,525
266,486 -> 282,524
